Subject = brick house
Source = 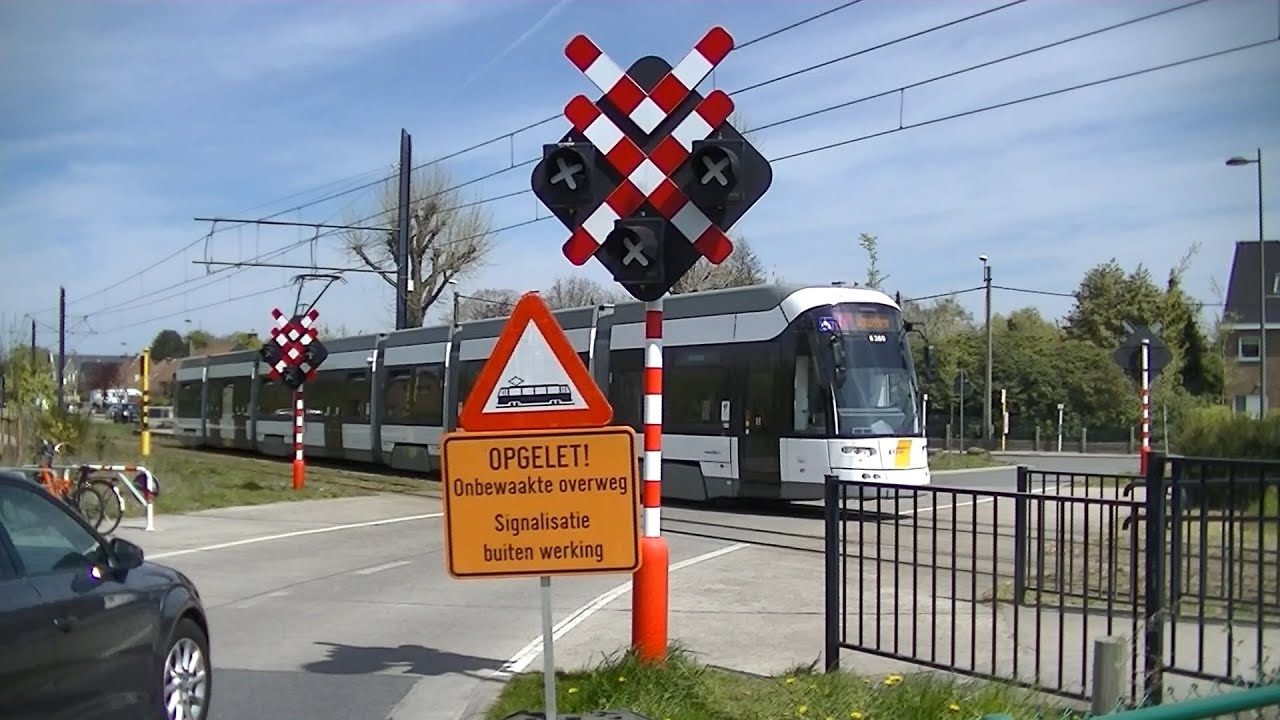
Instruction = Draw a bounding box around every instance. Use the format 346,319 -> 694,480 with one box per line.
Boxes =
1220,240 -> 1280,417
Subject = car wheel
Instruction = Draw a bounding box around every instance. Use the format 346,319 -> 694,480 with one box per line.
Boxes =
160,618 -> 211,720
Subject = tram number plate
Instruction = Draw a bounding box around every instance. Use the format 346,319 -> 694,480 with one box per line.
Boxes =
867,334 -> 887,343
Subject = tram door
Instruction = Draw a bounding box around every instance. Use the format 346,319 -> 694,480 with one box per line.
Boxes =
738,343 -> 783,488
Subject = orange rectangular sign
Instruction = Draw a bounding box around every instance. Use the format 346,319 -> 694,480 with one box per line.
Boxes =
440,425 -> 641,579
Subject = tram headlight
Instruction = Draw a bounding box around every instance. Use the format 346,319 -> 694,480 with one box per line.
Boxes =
840,445 -> 876,457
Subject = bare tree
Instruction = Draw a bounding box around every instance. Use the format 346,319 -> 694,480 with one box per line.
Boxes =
344,164 -> 495,327
542,276 -> 626,309
669,234 -> 767,294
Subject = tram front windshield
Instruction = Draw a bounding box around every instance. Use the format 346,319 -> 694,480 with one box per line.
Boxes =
825,303 -> 921,438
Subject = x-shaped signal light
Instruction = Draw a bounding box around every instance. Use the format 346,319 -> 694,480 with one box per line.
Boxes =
550,156 -> 585,190
698,154 -> 732,187
622,236 -> 650,266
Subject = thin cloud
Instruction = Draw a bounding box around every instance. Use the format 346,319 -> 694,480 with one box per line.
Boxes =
459,0 -> 575,90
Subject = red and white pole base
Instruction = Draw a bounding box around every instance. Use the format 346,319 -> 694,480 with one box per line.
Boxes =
293,389 -> 306,490
632,298 -> 669,664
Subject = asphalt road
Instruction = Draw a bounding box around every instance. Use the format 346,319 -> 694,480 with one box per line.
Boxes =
129,499 -> 739,720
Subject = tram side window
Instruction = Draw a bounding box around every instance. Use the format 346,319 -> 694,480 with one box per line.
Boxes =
664,346 -> 730,434
230,377 -> 252,415
205,379 -> 224,419
176,381 -> 203,418
385,365 -> 444,425
792,334 -> 828,435
257,380 -> 291,418
454,360 -> 485,405
607,349 -> 643,429
311,370 -> 371,422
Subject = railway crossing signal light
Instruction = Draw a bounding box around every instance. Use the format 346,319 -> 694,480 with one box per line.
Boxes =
532,142 -> 602,212
534,27 -> 773,304
686,138 -> 744,209
603,216 -> 666,287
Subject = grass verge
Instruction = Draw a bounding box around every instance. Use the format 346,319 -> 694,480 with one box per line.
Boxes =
486,646 -> 1067,720
51,422 -> 438,515
930,451 -> 1008,472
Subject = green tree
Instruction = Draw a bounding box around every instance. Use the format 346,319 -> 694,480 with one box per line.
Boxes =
149,329 -> 188,360
858,233 -> 885,290
1063,259 -> 1164,349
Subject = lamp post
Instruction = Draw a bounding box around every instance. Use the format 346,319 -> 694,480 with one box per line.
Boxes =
1227,149 -> 1266,415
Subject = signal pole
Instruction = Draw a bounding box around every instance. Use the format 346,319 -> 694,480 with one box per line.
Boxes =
396,129 -> 412,330
980,256 -> 993,442
57,286 -> 66,412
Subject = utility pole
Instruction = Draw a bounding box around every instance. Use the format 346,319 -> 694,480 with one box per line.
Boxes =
31,319 -> 36,365
1226,148 -> 1266,415
980,256 -> 993,441
57,286 -> 66,412
395,129 -> 412,330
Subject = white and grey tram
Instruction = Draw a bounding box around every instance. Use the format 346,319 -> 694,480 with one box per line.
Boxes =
174,283 -> 933,502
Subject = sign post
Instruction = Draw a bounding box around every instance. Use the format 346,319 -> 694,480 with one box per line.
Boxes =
259,307 -> 328,489
530,25 -> 773,665
1114,321 -> 1169,475
441,292 -> 639,719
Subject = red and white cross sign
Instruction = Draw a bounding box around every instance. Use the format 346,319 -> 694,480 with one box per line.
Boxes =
564,27 -> 733,135
561,89 -> 736,265
267,307 -> 319,377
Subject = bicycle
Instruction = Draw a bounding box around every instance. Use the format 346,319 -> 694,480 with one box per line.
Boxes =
33,440 -> 117,531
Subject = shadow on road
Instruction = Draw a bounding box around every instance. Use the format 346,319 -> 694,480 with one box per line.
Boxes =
301,641 -> 502,677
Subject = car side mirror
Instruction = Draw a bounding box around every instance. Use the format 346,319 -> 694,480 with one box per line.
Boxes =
107,537 -> 144,571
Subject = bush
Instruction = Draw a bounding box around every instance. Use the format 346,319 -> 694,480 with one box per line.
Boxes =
1170,406 -> 1280,510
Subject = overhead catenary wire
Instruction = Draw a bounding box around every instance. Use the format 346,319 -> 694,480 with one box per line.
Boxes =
67,0 -> 1039,321
76,0 -> 1265,339
86,29 -> 1269,335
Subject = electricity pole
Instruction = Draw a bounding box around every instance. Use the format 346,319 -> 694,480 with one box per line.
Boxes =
1226,148 -> 1266,415
31,319 -> 36,365
395,129 -> 412,330
981,256 -> 993,441
57,286 -> 66,412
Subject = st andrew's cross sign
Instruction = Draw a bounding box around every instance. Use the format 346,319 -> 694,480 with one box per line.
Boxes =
531,27 -> 773,301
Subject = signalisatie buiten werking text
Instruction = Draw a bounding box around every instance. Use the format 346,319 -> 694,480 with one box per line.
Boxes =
452,442 -> 629,565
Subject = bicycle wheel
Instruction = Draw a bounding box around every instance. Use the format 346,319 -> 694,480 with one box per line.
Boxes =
69,484 -> 108,528
88,479 -> 125,535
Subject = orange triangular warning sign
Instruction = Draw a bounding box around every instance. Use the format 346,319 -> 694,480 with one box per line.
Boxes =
457,292 -> 613,432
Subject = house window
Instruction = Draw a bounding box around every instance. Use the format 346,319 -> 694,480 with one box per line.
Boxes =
1238,335 -> 1261,361
1234,394 -> 1262,418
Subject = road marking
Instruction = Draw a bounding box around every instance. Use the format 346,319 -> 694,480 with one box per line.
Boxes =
148,512 -> 444,560
497,542 -> 750,676
229,590 -> 289,610
353,559 -> 412,575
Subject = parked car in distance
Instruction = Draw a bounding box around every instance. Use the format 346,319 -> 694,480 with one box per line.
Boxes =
0,470 -> 211,720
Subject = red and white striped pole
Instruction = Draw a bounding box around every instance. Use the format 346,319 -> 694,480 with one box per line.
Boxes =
1139,338 -> 1151,476
293,388 -> 306,490
632,297 -> 669,663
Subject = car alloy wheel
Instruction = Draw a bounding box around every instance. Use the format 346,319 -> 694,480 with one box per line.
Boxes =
164,627 -> 209,720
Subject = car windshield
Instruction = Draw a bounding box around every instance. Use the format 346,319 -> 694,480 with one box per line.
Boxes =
822,303 -> 921,437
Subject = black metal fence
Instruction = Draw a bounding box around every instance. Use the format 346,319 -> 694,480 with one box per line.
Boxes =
822,452 -> 1280,709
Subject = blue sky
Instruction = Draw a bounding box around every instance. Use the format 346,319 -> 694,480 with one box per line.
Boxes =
2,0 -> 1278,355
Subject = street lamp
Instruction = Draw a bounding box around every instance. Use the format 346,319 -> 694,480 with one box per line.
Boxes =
1226,148 -> 1266,415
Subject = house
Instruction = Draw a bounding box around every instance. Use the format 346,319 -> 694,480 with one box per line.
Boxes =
1220,240 -> 1280,417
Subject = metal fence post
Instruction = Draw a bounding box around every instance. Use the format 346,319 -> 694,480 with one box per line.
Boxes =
1142,452 -> 1167,706
1013,465 -> 1029,605
824,473 -> 840,672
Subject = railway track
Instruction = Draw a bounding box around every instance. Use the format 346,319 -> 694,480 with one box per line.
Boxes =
175,443 -> 1024,572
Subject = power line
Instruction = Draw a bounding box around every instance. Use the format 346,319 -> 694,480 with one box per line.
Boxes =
53,2 -> 1026,319
192,0 -> 881,242
173,23 -> 1271,319
77,1 -> 1267,333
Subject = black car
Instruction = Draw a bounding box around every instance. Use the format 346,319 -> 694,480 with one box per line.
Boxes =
0,470 -> 211,720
